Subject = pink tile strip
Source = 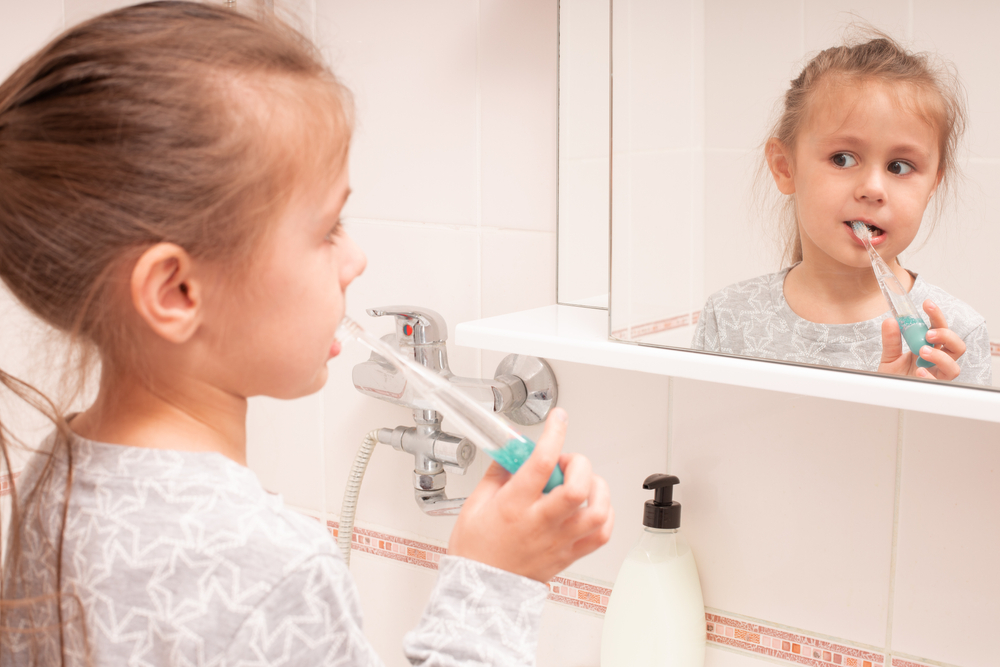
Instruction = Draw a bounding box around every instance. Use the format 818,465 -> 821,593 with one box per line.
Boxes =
326,520 -> 611,613
611,311 -> 700,339
707,613 -> 885,667
890,660 -> 936,667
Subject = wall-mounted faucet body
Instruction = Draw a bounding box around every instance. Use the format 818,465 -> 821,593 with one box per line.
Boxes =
353,306 -> 558,515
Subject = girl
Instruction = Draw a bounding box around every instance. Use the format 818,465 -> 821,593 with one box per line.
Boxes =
0,3 -> 614,666
692,35 -> 992,386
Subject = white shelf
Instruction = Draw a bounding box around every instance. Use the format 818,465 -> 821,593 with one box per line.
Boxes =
455,304 -> 1000,424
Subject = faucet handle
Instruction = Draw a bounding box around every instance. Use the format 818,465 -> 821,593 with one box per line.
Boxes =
367,306 -> 448,345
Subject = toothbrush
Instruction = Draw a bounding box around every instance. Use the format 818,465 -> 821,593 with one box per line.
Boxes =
851,221 -> 934,369
337,316 -> 565,492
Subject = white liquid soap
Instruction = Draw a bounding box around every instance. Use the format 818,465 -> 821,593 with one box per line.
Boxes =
601,474 -> 706,667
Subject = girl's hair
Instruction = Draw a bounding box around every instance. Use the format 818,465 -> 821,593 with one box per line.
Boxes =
762,31 -> 967,266
0,2 -> 352,663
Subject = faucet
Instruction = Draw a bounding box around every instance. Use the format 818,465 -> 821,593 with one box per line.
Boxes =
353,306 -> 558,515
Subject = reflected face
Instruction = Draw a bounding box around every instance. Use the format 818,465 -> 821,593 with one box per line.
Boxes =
784,80 -> 943,270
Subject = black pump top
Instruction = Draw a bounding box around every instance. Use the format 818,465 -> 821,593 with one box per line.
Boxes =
642,473 -> 681,529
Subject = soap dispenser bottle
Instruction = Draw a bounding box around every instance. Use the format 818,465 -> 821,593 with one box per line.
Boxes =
600,474 -> 706,667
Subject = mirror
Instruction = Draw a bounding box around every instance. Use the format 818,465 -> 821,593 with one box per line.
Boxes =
605,1 -> 1000,389
558,0 -> 610,309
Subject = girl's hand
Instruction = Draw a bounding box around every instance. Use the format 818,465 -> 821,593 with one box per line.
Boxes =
878,299 -> 966,381
448,408 -> 614,583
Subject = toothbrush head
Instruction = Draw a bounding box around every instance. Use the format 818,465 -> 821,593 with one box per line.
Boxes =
850,220 -> 870,240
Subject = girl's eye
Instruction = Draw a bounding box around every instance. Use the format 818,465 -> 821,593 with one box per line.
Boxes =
888,161 -> 913,175
324,221 -> 343,244
832,153 -> 857,168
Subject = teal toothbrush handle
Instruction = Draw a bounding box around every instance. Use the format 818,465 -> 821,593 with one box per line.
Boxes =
487,437 -> 565,493
897,315 -> 935,369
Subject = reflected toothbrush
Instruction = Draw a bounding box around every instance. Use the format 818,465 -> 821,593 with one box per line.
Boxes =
336,316 -> 565,492
851,221 -> 934,369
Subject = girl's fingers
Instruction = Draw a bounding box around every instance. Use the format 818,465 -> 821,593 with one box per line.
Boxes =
561,474 -> 611,535
918,345 -> 961,381
922,299 -> 948,330
924,327 -> 966,360
539,452 -> 592,522
568,507 -> 615,562
880,318 -> 904,363
504,408 -> 568,500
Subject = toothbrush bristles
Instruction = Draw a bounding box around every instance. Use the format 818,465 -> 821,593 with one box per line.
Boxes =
850,220 -> 870,240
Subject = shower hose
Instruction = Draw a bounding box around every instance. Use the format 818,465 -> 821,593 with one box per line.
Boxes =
337,429 -> 381,566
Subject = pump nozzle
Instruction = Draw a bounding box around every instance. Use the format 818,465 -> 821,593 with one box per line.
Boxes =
642,474 -> 681,529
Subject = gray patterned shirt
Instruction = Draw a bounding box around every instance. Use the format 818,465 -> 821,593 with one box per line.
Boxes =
692,267 -> 993,386
2,436 -> 548,666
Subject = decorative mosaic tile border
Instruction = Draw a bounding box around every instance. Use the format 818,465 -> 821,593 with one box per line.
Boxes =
618,313 -> 1000,357
708,613 -> 885,667
327,520 -> 612,614
326,521 -> 951,667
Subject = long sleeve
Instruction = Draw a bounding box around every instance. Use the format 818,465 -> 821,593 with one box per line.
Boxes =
403,556 -> 549,667
221,554 -> 548,667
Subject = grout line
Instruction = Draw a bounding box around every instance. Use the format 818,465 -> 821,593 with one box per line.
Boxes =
555,0 -> 562,305
665,376 -> 673,473
475,0 -> 483,379
884,409 -> 905,655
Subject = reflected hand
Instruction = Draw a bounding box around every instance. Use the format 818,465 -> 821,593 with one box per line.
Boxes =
877,299 -> 965,381
448,408 -> 614,583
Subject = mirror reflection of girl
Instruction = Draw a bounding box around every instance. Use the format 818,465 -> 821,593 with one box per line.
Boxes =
692,35 -> 992,386
0,3 -> 614,665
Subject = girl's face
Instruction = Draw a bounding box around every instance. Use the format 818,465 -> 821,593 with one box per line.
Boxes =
773,80 -> 943,271
212,165 -> 366,399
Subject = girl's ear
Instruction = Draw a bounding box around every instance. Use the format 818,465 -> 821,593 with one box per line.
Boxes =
131,243 -> 203,344
766,138 -> 796,195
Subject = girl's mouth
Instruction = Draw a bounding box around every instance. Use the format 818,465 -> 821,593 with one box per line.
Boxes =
845,220 -> 886,244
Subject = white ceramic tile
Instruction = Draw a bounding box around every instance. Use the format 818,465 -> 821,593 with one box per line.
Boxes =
671,378 -> 898,646
558,157 -> 610,304
324,220 -> 481,544
246,393 -> 325,512
348,550 -> 439,667
480,0 -> 558,233
0,0 -> 62,81
537,602 -> 604,666
705,645 -> 775,667
481,228 -> 556,318
704,0 -> 802,151
913,1 -> 1000,160
702,148 -> 782,300
316,1 -> 478,226
803,0 -> 910,55
890,411 -> 1000,667
613,0 -> 694,153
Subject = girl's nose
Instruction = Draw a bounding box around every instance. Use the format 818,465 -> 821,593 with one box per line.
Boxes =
856,166 -> 886,203
340,232 -> 367,289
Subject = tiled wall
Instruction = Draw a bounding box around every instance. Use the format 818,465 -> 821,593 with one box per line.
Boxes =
2,3 -> 999,667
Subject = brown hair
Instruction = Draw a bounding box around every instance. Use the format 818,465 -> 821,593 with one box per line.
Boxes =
761,31 -> 966,266
0,2 -> 352,663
